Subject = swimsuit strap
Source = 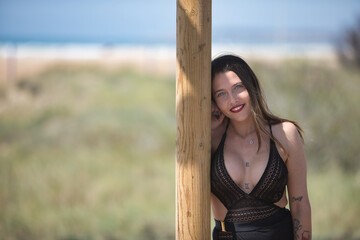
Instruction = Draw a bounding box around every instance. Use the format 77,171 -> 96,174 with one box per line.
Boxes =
268,119 -> 276,147
268,119 -> 273,135
226,118 -> 230,131
213,119 -> 231,153
219,118 -> 231,146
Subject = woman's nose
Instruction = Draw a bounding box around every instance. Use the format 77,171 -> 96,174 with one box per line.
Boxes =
228,92 -> 237,104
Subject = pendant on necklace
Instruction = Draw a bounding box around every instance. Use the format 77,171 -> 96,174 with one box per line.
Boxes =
249,139 -> 254,145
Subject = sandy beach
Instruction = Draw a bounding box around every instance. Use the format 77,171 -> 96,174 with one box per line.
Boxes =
0,43 -> 337,84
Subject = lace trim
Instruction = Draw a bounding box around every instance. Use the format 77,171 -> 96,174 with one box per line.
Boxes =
217,231 -> 233,239
225,205 -> 280,222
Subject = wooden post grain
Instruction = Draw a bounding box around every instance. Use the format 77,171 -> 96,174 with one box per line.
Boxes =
176,0 -> 211,239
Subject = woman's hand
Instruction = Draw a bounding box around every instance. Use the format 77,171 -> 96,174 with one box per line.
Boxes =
211,100 -> 225,130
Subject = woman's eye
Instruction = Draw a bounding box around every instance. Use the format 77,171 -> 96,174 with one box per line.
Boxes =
235,84 -> 243,89
217,92 -> 225,97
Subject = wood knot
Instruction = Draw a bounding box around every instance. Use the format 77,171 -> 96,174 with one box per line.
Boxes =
198,43 -> 206,52
190,8 -> 197,16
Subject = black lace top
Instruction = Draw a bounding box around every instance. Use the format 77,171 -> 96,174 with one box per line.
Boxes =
211,122 -> 288,223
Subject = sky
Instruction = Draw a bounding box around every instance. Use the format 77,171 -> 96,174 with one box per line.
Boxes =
0,0 -> 360,44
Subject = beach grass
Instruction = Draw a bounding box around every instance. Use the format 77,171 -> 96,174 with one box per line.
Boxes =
0,59 -> 359,239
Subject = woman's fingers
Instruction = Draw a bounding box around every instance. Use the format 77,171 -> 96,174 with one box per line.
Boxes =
212,110 -> 222,120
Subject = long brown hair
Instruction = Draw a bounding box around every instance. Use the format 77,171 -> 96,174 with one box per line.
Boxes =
211,54 -> 304,156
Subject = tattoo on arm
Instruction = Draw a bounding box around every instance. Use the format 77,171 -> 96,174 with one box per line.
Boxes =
293,218 -> 311,240
292,195 -> 303,202
293,218 -> 302,240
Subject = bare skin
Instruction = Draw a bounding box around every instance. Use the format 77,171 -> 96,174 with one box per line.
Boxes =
211,71 -> 311,239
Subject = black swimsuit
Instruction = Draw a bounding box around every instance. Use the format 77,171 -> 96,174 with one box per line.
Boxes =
211,122 -> 294,240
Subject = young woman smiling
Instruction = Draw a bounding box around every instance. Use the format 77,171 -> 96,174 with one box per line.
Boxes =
210,55 -> 311,240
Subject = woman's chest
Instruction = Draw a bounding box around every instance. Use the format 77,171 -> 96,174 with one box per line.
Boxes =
223,141 -> 270,193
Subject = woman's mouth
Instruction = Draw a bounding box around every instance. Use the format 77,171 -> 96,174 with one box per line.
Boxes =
230,104 -> 245,113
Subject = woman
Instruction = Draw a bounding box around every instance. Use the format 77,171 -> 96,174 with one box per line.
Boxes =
210,55 -> 311,240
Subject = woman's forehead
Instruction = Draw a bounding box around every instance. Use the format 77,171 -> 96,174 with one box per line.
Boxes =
213,71 -> 242,89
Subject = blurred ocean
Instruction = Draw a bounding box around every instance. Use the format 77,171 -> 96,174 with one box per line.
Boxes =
0,40 -> 336,82
0,41 -> 335,59
1,0 -> 356,63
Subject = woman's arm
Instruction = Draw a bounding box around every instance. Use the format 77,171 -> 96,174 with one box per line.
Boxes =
278,122 -> 312,240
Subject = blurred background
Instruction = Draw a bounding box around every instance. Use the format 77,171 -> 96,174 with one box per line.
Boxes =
1,0 -> 360,239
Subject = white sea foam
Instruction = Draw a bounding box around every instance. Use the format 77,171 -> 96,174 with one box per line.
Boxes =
0,42 -> 335,60
0,42 -> 337,82
212,42 -> 335,60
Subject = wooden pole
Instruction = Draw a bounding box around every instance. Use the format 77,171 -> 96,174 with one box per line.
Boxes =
176,0 -> 211,239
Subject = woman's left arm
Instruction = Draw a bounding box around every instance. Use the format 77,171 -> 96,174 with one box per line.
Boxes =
282,122 -> 312,240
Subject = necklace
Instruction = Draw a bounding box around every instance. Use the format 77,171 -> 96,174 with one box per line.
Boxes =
249,139 -> 254,144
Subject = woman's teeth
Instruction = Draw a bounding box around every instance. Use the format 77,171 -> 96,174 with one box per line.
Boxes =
230,104 -> 244,112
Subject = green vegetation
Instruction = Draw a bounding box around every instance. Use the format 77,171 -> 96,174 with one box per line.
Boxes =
0,59 -> 359,239
0,65 -> 175,240
252,59 -> 360,172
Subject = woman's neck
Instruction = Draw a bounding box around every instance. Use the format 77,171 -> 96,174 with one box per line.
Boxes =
229,117 -> 256,139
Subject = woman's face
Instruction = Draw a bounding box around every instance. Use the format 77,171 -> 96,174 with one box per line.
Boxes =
212,71 -> 252,122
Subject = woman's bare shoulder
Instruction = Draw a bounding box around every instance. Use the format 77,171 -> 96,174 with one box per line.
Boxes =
271,121 -> 303,153
272,121 -> 299,138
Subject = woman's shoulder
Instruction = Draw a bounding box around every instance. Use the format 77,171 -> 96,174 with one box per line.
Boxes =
270,121 -> 303,157
271,121 -> 299,137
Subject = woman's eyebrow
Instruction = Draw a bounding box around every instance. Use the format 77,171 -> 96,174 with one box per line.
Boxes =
232,81 -> 243,87
214,89 -> 224,94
